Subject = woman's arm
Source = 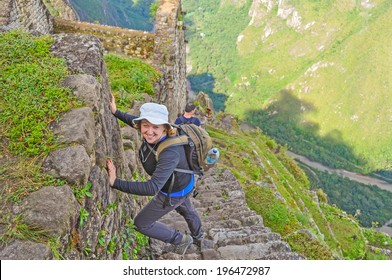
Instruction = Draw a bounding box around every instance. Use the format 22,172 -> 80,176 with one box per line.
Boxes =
108,147 -> 181,196
110,94 -> 137,127
113,110 -> 138,127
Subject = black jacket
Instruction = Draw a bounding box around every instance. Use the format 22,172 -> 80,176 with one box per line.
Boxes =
112,110 -> 192,196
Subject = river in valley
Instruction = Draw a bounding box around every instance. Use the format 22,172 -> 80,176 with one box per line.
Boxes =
286,151 -> 392,193
286,151 -> 392,236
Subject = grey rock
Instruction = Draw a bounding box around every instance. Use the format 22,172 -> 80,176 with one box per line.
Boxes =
52,107 -> 96,155
51,34 -> 103,76
13,185 -> 79,238
61,75 -> 100,111
42,145 -> 91,186
0,239 -> 52,260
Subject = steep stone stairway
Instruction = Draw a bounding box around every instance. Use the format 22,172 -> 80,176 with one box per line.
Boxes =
150,166 -> 305,260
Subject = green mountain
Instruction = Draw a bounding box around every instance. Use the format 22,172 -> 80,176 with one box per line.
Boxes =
183,0 -> 392,175
68,0 -> 155,31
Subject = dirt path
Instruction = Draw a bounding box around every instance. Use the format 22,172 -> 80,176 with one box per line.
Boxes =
286,151 -> 392,193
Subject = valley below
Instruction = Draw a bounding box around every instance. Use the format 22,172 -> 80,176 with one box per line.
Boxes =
286,151 -> 392,193
286,151 -> 392,236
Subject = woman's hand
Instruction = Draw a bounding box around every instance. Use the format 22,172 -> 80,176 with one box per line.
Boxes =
106,159 -> 117,187
109,94 -> 117,114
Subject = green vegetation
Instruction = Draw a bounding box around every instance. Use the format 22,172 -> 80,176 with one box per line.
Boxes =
0,30 -> 84,259
73,182 -> 93,202
149,2 -> 159,23
68,0 -> 156,31
183,0 -> 392,237
306,168 -> 392,227
121,219 -> 150,260
363,227 -> 392,259
285,231 -> 334,260
184,0 -> 252,111
0,214 -> 63,259
0,31 -> 80,204
183,0 -> 392,174
0,31 -> 80,157
0,155 -> 65,204
78,208 -> 89,228
104,53 -> 161,112
43,0 -> 69,17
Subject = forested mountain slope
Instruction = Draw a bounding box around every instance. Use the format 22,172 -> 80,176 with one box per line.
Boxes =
183,0 -> 392,174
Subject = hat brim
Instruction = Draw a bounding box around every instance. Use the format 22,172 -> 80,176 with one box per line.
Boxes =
132,116 -> 170,126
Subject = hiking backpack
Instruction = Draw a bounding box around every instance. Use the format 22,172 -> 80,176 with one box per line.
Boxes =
156,124 -> 213,177
156,124 -> 213,204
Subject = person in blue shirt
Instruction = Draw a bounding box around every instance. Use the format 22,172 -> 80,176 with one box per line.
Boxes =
174,102 -> 201,126
107,95 -> 204,255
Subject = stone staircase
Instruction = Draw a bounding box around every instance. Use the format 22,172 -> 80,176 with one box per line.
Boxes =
150,166 -> 305,260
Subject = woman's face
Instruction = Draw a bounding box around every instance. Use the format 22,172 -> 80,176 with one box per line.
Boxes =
140,119 -> 166,144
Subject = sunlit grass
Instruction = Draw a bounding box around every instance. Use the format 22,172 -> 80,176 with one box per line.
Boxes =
104,53 -> 161,112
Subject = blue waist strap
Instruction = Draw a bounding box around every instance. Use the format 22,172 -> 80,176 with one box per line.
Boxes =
161,175 -> 194,197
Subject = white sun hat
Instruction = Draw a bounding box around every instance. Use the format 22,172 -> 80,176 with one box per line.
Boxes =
132,103 -> 170,126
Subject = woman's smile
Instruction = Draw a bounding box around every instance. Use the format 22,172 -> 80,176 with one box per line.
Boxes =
140,120 -> 166,144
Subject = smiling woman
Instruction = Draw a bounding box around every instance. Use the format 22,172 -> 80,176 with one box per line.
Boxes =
106,94 -> 205,256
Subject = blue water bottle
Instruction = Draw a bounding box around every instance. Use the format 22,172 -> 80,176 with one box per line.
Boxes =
206,148 -> 219,164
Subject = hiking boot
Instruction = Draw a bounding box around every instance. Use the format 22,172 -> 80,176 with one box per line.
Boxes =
192,231 -> 205,246
174,234 -> 193,255
192,230 -> 205,239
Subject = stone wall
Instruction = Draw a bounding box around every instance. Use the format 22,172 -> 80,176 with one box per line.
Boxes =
153,0 -> 188,121
49,33 -> 150,259
0,0 -> 53,34
53,18 -> 155,62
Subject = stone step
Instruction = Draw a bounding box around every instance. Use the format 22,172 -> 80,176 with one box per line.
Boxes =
199,213 -> 262,229
209,227 -> 281,247
216,241 -> 299,260
195,205 -> 253,217
202,219 -> 243,230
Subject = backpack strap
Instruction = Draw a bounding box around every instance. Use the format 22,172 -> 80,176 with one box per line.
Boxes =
180,115 -> 195,124
156,135 -> 195,175
173,168 -> 194,174
156,135 -> 189,160
156,135 -> 192,207
162,174 -> 175,208
180,115 -> 188,124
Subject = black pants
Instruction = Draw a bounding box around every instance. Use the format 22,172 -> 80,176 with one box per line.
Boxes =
134,191 -> 203,245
